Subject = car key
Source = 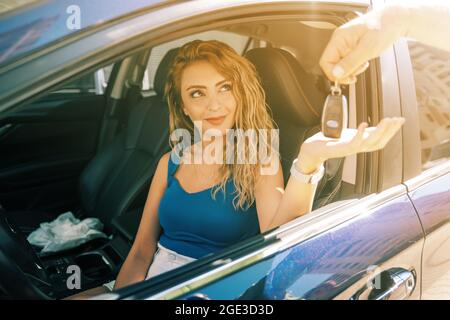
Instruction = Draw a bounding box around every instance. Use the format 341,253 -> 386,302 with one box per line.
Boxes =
321,81 -> 348,138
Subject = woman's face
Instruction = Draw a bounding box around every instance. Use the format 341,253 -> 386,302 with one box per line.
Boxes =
180,60 -> 237,136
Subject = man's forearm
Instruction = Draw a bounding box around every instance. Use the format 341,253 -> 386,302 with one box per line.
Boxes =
401,1 -> 450,52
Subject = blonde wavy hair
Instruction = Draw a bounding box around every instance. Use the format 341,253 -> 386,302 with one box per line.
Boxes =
164,39 -> 278,210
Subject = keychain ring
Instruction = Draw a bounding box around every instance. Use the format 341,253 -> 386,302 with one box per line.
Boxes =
331,81 -> 341,95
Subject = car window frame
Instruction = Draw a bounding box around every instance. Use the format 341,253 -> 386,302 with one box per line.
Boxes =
82,3 -> 405,301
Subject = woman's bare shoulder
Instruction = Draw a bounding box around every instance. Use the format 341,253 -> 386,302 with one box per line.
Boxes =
159,151 -> 171,165
154,151 -> 172,181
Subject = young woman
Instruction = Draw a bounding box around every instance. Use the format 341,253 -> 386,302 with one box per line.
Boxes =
68,39 -> 404,299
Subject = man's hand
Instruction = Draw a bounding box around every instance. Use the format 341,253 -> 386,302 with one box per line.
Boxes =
319,4 -> 411,84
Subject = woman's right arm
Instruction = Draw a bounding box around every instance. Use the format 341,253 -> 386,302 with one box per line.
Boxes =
113,152 -> 171,290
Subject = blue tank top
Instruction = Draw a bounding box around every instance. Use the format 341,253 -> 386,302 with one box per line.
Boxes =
158,151 -> 260,259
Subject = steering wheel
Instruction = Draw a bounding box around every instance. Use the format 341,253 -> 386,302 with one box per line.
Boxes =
0,213 -> 51,299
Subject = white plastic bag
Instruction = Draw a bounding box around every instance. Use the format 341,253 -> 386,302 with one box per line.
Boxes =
27,212 -> 107,253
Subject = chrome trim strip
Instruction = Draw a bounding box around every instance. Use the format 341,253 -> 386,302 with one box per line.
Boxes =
404,160 -> 450,192
142,184 -> 406,300
268,186 -> 405,253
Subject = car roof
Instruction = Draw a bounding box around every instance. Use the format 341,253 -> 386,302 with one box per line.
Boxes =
0,0 -> 170,66
0,0 -> 370,68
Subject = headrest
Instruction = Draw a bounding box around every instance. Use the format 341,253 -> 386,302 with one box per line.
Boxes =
245,47 -> 328,126
153,47 -> 180,96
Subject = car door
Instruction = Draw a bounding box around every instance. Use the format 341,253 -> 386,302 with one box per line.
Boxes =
105,2 -> 424,298
0,67 -> 111,213
399,40 -> 450,300
113,184 -> 422,300
407,164 -> 450,300
182,187 -> 422,300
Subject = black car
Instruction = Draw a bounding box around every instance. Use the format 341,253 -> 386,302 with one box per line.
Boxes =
0,0 -> 449,300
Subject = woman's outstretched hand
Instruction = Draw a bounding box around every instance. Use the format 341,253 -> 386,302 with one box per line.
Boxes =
297,117 -> 405,174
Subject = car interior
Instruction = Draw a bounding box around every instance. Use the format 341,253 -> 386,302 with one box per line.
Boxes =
0,17 -> 361,299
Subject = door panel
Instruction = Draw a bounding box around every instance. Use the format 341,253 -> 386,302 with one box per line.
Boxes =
143,187 -> 424,300
0,94 -> 105,213
215,196 -> 421,300
407,168 -> 450,300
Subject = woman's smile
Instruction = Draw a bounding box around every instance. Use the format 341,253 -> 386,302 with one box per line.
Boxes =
205,115 -> 227,126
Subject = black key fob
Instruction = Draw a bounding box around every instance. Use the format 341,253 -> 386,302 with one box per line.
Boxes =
321,84 -> 348,139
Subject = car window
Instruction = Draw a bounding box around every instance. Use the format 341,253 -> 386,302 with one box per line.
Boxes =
142,30 -> 256,92
50,64 -> 114,96
408,41 -> 450,170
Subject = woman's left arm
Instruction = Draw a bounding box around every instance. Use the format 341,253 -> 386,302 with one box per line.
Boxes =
255,117 -> 405,233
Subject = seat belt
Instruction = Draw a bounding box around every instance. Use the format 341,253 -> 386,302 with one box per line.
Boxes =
97,52 -> 147,151
96,96 -> 121,152
97,82 -> 142,151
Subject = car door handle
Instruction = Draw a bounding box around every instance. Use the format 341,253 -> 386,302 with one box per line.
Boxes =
183,293 -> 211,300
351,268 -> 416,300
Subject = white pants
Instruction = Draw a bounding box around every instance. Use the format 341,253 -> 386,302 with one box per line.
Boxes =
103,242 -> 196,292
